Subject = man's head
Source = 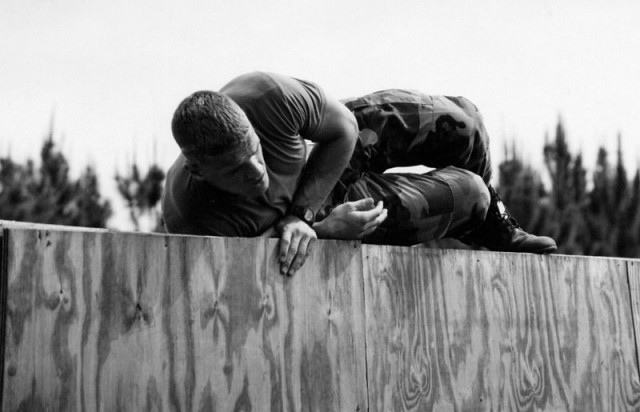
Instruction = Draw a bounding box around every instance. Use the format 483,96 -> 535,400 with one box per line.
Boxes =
171,91 -> 269,196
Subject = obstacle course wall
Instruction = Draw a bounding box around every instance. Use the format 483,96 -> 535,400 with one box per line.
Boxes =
1,224 -> 640,411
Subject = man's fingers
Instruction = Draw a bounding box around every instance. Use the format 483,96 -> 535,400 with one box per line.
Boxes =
361,208 -> 388,235
288,236 -> 314,276
276,217 -> 317,276
378,208 -> 389,223
355,201 -> 384,222
279,229 -> 292,263
362,207 -> 388,230
350,197 -> 375,211
281,233 -> 301,275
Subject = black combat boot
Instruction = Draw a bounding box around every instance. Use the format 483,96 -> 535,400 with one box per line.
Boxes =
461,186 -> 557,254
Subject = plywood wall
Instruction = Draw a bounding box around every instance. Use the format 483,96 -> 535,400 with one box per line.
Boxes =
1,226 -> 640,411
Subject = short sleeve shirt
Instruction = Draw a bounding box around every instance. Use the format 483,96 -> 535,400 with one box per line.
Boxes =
162,72 -> 328,236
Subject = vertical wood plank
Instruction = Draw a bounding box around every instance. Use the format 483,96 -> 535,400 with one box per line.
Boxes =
362,245 -> 442,411
1,228 -> 368,411
1,229 -> 181,410
0,229 -> 8,410
363,247 -> 640,411
548,255 -> 640,411
185,235 -> 271,411
269,239 -> 367,412
629,259 -> 640,377
3,228 -> 84,410
180,236 -> 368,411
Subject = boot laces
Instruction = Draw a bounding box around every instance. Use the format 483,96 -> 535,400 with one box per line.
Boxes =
489,187 -> 521,235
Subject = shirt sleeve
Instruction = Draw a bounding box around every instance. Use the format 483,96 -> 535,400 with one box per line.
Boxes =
162,156 -> 250,237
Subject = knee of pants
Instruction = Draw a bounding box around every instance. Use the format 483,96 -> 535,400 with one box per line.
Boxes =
470,173 -> 490,221
447,167 -> 490,229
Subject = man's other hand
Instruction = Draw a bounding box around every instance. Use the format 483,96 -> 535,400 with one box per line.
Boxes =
314,198 -> 388,240
276,216 -> 317,277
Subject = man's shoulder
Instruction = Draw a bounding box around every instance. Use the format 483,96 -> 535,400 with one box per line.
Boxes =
162,156 -> 235,235
163,156 -> 218,216
163,156 -> 279,237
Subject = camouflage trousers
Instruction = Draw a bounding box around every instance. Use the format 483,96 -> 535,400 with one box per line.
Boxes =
327,90 -> 493,246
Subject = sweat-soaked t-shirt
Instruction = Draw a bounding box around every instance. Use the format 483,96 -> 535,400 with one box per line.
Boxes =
162,72 -> 328,236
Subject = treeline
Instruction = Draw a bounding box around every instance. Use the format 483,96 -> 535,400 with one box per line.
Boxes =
0,128 -> 165,232
1,122 -> 639,257
497,120 -> 640,258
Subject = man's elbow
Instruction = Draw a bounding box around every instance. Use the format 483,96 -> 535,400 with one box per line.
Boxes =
313,98 -> 359,150
339,106 -> 359,150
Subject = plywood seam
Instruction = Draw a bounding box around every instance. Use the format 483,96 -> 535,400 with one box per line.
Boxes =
360,246 -> 371,412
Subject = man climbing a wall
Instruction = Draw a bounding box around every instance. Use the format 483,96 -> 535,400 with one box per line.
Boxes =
162,72 -> 557,276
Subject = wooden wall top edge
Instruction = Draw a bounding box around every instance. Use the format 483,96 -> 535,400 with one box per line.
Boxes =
2,220 -> 638,263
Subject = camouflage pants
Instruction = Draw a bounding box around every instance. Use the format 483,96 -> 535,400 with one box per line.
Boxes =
328,90 -> 493,246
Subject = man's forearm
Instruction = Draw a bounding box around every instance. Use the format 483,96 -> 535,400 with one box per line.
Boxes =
291,131 -> 357,212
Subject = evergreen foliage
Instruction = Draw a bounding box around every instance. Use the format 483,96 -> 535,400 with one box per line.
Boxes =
0,133 -> 111,228
115,162 -> 165,232
498,119 -> 640,257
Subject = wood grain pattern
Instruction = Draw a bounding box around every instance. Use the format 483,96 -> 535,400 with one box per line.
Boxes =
547,255 -> 640,411
2,224 -> 640,411
0,229 -> 8,410
627,259 -> 640,382
362,247 -> 640,411
1,229 -> 366,411
362,245 -> 439,411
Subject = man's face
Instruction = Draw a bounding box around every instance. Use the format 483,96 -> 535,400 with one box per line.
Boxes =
184,128 -> 269,197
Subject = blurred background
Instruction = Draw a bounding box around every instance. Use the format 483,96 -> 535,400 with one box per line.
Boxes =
1,0 -> 639,256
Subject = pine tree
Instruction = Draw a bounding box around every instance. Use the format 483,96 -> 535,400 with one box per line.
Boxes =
591,147 -> 611,215
614,133 -> 628,207
0,134 -> 111,227
496,120 -> 640,257
571,153 -> 587,204
72,166 -> 113,227
611,133 -> 634,256
541,119 -> 582,252
628,170 -> 640,257
497,142 -> 545,232
543,119 -> 572,211
115,162 -> 165,232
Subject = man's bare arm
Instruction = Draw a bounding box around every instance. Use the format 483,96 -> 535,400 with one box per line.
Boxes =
276,94 -> 358,277
292,94 -> 359,211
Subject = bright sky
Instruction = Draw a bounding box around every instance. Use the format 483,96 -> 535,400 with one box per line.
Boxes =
1,0 -> 639,229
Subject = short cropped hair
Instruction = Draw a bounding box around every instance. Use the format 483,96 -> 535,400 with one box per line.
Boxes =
171,90 -> 250,159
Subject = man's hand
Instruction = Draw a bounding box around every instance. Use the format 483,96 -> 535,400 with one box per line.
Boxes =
314,198 -> 388,240
275,216 -> 317,277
